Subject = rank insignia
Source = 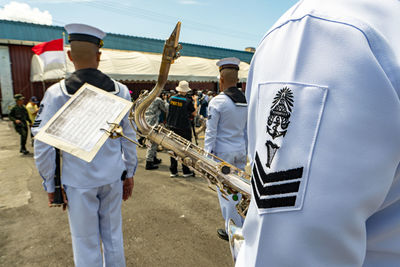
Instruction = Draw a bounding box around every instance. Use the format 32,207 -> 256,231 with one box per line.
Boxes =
253,82 -> 328,214
252,152 -> 303,210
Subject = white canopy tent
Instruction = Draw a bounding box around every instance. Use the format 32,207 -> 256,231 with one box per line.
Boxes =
30,48 -> 250,83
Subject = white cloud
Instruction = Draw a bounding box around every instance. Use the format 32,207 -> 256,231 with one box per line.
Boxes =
178,0 -> 202,5
0,1 -> 52,25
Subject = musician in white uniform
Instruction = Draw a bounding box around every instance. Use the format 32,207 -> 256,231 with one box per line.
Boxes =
204,57 -> 248,170
32,24 -> 137,267
205,57 -> 248,241
235,0 -> 400,266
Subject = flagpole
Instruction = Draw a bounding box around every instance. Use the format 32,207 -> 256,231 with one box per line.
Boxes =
62,32 -> 67,78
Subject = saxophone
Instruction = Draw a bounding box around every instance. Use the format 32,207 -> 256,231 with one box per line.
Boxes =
109,22 -> 250,259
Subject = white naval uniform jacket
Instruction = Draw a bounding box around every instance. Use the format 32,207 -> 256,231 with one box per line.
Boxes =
204,92 -> 248,154
32,79 -> 138,192
237,0 -> 400,266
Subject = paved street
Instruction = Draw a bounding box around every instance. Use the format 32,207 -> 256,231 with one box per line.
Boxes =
0,118 -> 232,267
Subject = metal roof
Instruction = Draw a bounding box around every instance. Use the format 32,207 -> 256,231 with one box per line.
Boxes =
0,19 -> 254,63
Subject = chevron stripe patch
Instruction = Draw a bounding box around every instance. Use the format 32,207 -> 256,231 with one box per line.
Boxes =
32,120 -> 42,128
252,152 -> 303,210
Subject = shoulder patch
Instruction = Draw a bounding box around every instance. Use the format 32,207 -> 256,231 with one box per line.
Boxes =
252,82 -> 327,214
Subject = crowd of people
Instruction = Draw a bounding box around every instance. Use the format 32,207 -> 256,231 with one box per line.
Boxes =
142,82 -> 219,175
6,0 -> 400,265
8,22 -> 240,267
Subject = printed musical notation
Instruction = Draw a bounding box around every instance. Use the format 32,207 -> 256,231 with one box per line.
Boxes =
45,88 -> 123,152
35,83 -> 132,162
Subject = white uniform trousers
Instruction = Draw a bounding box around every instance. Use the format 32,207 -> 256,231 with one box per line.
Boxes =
64,180 -> 125,267
215,150 -> 247,171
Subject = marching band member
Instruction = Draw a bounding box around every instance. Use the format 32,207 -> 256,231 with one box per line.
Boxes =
32,23 -> 137,267
204,57 -> 248,170
236,0 -> 400,266
205,57 -> 248,241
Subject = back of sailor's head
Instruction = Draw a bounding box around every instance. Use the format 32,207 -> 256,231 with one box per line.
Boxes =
216,57 -> 240,84
64,23 -> 106,66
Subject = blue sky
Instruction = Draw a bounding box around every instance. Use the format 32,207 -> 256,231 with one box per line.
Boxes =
0,0 -> 298,50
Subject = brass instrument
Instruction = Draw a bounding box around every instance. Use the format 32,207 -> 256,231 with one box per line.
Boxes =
109,22 -> 250,260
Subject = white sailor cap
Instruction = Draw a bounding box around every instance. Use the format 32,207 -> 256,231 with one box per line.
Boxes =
216,57 -> 240,71
65,23 -> 106,48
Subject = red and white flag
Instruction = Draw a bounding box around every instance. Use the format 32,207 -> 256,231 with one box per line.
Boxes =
32,38 -> 65,71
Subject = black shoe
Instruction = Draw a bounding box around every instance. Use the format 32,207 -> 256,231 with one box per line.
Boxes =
20,149 -> 29,155
145,161 -> 159,170
153,157 -> 162,165
217,229 -> 229,241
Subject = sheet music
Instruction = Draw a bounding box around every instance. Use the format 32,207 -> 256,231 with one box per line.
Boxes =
35,83 -> 132,162
45,88 -> 123,151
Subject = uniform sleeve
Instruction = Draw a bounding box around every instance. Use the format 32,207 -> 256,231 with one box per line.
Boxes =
204,98 -> 221,153
32,89 -> 60,193
118,84 -> 138,177
237,16 -> 400,267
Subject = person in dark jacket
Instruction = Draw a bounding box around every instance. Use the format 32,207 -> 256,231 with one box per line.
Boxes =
9,94 -> 31,154
166,80 -> 197,177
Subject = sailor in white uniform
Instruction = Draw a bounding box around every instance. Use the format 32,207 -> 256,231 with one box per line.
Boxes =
32,24 -> 137,267
204,57 -> 248,170
234,0 -> 400,266
205,57 -> 248,241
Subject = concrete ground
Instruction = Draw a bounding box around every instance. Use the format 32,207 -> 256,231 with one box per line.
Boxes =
0,118 -> 233,267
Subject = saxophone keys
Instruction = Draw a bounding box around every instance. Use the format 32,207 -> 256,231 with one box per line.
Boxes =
183,157 -> 192,166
